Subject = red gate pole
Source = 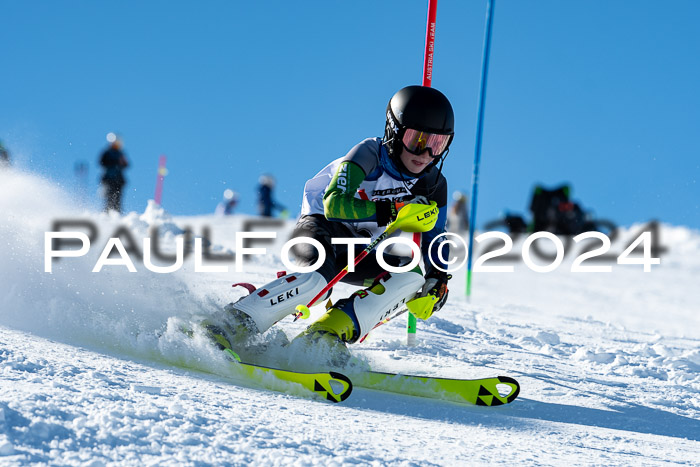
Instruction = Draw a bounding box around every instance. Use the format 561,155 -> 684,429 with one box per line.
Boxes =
407,0 -> 439,346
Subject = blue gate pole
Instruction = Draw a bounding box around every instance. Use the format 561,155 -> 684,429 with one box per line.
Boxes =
466,0 -> 496,298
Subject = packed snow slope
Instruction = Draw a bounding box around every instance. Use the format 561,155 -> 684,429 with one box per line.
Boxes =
1,168 -> 699,465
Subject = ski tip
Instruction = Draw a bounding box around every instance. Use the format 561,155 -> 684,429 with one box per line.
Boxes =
328,371 -> 353,402
497,375 -> 521,403
223,348 -> 242,362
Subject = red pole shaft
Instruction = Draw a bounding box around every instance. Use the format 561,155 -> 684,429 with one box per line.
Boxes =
294,228 -> 393,320
417,0 -> 437,247
304,238 -> 376,309
408,0 -> 438,343
422,0 -> 438,87
306,250 -> 368,310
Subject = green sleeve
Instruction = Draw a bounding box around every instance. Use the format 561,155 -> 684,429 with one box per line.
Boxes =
323,161 -> 378,221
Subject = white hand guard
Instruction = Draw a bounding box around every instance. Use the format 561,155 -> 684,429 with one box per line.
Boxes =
233,271 -> 327,333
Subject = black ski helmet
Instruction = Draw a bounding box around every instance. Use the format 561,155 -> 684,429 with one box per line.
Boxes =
383,85 -> 455,172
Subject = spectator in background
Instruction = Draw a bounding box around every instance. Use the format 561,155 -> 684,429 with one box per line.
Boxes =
0,140 -> 10,167
258,174 -> 286,217
448,191 -> 470,231
99,132 -> 129,213
215,189 -> 239,216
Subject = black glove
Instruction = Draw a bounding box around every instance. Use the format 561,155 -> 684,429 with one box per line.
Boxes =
375,195 -> 430,226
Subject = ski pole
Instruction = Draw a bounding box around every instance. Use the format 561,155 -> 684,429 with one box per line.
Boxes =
466,0 -> 496,299
359,270 -> 449,343
293,225 -> 398,321
360,307 -> 410,343
294,202 -> 439,320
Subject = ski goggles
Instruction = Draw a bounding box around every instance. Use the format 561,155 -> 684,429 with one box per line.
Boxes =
402,128 -> 452,158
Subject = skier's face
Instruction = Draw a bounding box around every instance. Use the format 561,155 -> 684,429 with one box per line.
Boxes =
399,147 -> 433,174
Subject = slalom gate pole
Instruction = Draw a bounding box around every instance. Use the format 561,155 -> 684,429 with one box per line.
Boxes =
154,155 -> 168,206
422,0 -> 438,88
407,0 -> 439,346
466,0 -> 496,299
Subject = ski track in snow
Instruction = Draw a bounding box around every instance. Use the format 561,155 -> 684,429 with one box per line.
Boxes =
1,169 -> 699,465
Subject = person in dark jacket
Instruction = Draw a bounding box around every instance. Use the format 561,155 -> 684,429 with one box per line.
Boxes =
448,191 -> 470,231
0,140 -> 10,167
257,174 -> 286,217
99,133 -> 129,213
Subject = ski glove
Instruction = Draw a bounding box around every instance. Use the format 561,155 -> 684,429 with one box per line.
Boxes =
411,270 -> 451,320
375,195 -> 430,226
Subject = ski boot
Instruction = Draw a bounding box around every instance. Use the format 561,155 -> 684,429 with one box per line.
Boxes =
290,270 -> 425,369
291,304 -> 357,368
201,304 -> 258,351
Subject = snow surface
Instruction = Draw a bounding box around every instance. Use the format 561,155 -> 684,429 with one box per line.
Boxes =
1,168 -> 699,465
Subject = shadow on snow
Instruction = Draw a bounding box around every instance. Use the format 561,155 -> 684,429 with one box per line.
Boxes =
347,388 -> 700,442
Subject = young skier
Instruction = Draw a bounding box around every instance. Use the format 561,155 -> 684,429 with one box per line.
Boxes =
210,85 -> 455,365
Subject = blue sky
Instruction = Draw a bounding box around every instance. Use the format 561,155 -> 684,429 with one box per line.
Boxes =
2,0 -> 698,230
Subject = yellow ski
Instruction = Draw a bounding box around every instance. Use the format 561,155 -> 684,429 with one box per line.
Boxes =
223,349 -> 353,403
353,371 -> 520,406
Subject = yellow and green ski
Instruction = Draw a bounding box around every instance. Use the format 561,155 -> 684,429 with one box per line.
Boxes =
220,347 -> 519,405
352,371 -> 520,406
222,349 -> 353,403
189,299 -> 518,406
179,323 -> 353,403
